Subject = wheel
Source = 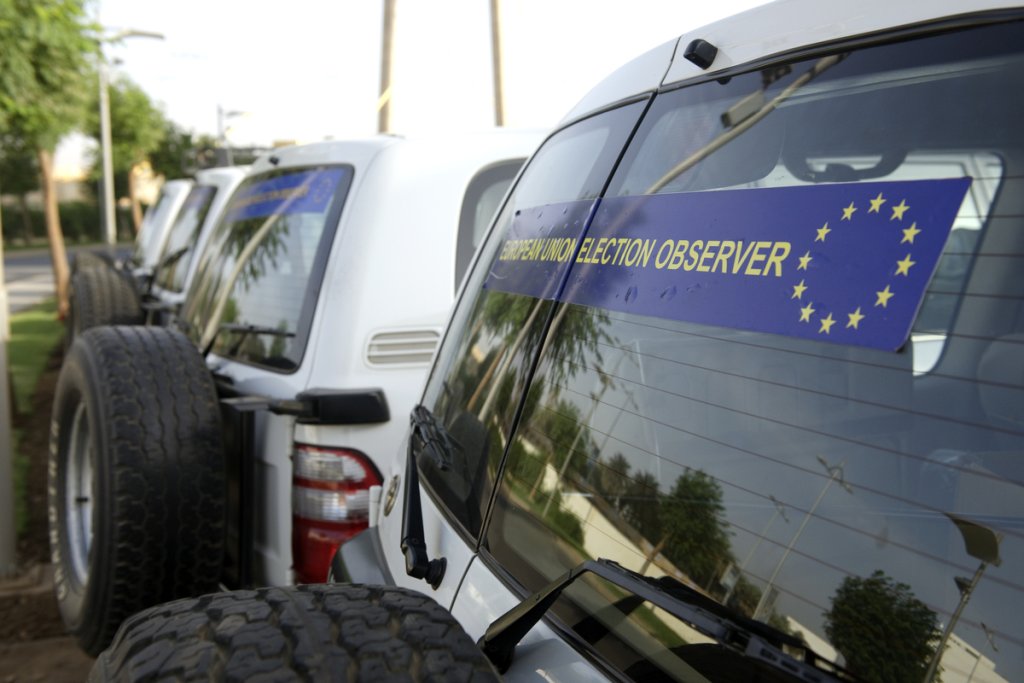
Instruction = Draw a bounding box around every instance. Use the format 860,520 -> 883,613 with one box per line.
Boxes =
89,584 -> 501,682
49,326 -> 226,656
66,267 -> 144,344
71,249 -> 116,274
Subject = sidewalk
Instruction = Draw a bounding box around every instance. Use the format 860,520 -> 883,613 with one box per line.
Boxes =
0,565 -> 94,682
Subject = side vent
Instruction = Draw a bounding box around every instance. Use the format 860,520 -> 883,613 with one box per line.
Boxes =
367,329 -> 440,366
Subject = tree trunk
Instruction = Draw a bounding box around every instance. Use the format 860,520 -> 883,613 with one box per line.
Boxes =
16,195 -> 33,245
36,148 -> 70,318
128,163 -> 143,234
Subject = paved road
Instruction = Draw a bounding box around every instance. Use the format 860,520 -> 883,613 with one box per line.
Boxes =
3,245 -> 130,313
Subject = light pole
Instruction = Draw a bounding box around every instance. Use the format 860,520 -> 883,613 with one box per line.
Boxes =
922,514 -> 1002,683
217,106 -> 248,166
752,456 -> 853,620
98,29 -> 165,246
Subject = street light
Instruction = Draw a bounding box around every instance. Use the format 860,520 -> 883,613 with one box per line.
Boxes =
752,456 -> 853,620
217,106 -> 249,166
98,29 -> 165,246
922,514 -> 1002,683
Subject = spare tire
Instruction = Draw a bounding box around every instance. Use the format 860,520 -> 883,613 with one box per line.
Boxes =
70,249 -> 117,274
89,584 -> 501,682
49,326 -> 226,656
66,267 -> 144,344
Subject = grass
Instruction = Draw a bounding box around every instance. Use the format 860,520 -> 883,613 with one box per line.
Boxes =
7,299 -> 63,534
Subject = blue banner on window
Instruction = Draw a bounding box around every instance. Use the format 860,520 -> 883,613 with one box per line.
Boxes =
485,179 -> 971,351
225,168 -> 346,221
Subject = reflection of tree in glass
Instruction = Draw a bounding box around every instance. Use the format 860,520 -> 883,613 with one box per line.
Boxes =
658,469 -> 732,589
824,570 -> 939,683
227,215 -> 291,291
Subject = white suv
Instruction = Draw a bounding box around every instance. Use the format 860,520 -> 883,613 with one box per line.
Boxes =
90,2 -> 1024,681
49,130 -> 541,657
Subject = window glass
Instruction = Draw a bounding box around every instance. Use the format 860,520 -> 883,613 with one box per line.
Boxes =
486,20 -> 1024,683
153,184 -> 217,293
180,166 -> 351,371
419,102 -> 647,540
454,159 -> 526,292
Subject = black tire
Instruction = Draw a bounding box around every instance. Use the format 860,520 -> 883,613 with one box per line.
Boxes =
71,249 -> 117,274
49,326 -> 226,656
89,584 -> 501,682
67,267 -> 144,344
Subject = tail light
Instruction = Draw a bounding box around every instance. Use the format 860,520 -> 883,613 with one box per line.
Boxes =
292,443 -> 382,584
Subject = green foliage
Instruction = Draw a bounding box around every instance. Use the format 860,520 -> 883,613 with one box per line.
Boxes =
824,570 -> 939,683
8,299 -> 62,534
1,200 -> 104,245
0,0 -> 96,148
658,468 -> 732,587
0,133 -> 39,196
149,120 -> 218,179
85,75 -> 165,171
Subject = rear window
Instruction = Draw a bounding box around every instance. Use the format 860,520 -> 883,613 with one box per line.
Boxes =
181,166 -> 351,371
152,184 -> 217,293
456,18 -> 1023,683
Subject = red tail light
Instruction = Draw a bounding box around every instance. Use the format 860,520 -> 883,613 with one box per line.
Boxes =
292,443 -> 382,584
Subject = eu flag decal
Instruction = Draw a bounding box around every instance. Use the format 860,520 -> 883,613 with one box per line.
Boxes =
551,178 -> 971,351
226,168 -> 346,221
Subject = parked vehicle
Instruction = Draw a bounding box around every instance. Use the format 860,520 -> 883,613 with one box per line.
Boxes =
92,1 -> 1024,681
66,168 -> 248,338
49,130 -> 542,657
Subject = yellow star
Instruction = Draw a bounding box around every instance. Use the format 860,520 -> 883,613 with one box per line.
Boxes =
847,307 -> 865,329
875,285 -> 894,308
901,222 -> 921,244
792,279 -> 808,299
819,313 -> 836,334
841,202 -> 857,221
891,199 -> 910,221
895,253 -> 916,276
868,193 -> 886,213
799,302 -> 816,322
815,222 -> 831,242
797,251 -> 812,271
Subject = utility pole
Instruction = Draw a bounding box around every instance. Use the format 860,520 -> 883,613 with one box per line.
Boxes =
0,185 -> 17,578
489,0 -> 505,126
378,0 -> 397,133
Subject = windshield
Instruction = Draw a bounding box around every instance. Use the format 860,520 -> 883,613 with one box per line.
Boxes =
441,17 -> 1024,683
152,184 -> 217,293
180,165 -> 352,371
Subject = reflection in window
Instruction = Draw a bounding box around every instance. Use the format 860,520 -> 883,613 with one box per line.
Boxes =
180,166 -> 351,371
485,21 -> 1024,683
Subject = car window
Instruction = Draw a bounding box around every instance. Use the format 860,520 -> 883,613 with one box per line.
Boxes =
180,166 -> 352,371
152,184 -> 217,293
454,159 -> 525,292
483,20 -> 1024,683
418,102 -> 647,541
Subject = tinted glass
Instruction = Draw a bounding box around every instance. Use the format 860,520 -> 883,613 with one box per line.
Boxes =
181,166 -> 351,371
454,159 -> 526,291
153,184 -> 217,293
485,20 -> 1024,683
419,103 -> 647,540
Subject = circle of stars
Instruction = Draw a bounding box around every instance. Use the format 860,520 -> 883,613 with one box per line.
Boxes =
791,191 -> 921,336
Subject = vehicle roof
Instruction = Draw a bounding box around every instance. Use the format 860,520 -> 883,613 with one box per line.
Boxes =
247,130 -> 545,175
562,0 -> 1022,124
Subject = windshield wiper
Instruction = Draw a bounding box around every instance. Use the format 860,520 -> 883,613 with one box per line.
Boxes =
201,322 -> 295,357
479,558 -> 852,681
400,405 -> 458,588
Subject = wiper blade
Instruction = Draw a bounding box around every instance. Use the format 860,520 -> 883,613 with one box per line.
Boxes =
201,322 -> 295,357
399,405 -> 455,589
479,558 -> 852,682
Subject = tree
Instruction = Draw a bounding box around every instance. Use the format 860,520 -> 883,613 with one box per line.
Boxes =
148,120 -> 218,180
0,0 -> 96,316
658,468 -> 732,588
824,570 -> 939,683
85,74 -> 165,232
0,134 -> 41,244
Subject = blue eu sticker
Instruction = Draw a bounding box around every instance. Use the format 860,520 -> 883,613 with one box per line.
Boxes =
225,168 -> 346,221
487,179 -> 971,351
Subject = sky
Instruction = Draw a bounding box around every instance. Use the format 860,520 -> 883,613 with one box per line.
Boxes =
56,0 -> 771,176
